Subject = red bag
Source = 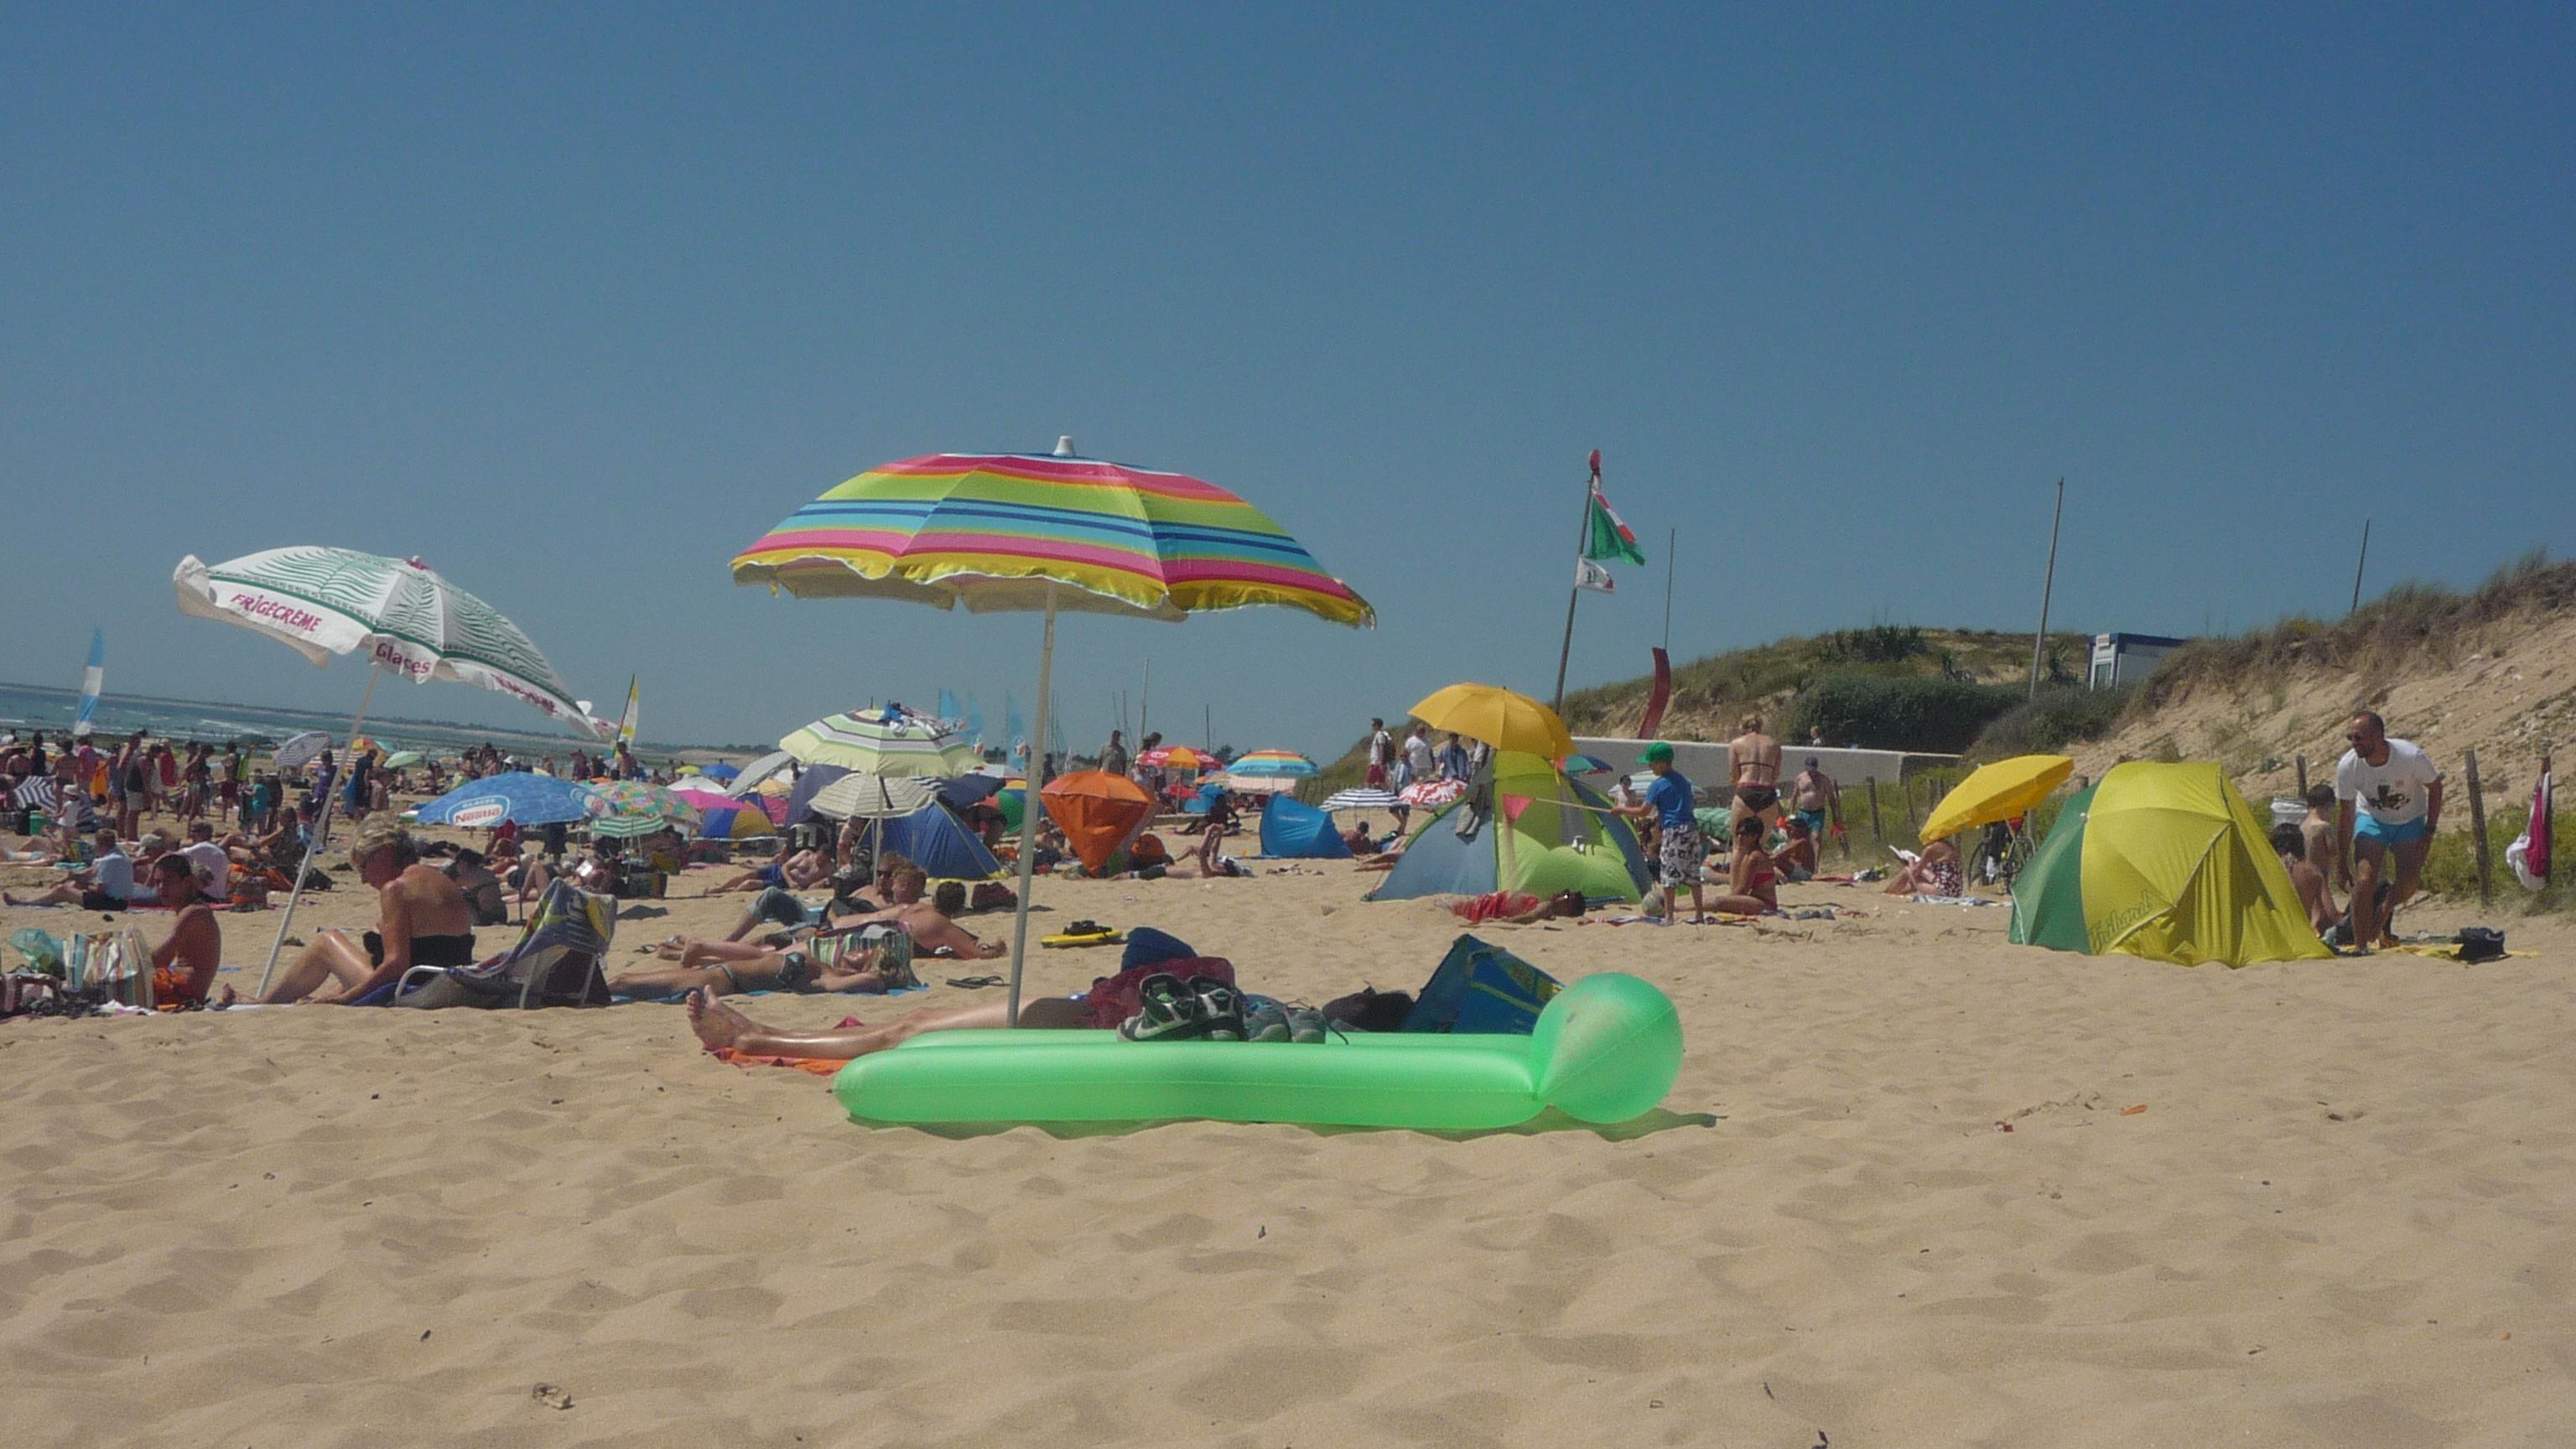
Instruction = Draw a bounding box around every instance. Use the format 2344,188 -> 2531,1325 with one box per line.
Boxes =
1080,958 -> 1233,1030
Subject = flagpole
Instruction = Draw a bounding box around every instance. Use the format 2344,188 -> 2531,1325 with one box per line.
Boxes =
1662,527 -> 1676,654
1550,450 -> 1603,714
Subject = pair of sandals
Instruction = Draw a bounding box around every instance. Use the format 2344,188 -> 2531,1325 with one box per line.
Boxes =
1118,973 -> 1243,1041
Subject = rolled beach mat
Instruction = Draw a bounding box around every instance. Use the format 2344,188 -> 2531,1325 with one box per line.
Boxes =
831,972 -> 1682,1130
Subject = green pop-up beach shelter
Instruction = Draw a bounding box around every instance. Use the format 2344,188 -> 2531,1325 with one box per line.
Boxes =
1368,751 -> 1652,903
2009,761 -> 2333,968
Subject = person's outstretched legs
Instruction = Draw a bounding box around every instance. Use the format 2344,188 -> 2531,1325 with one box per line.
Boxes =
684,989 -> 1088,1059
257,931 -> 377,1004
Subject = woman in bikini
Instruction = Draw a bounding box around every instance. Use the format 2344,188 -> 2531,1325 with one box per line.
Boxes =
1709,813 -> 1780,916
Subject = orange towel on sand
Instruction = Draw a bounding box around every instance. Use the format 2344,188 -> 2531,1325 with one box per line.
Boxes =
710,1016 -> 863,1075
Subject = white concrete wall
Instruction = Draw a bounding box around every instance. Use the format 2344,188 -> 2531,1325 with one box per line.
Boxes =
1574,736 -> 1938,798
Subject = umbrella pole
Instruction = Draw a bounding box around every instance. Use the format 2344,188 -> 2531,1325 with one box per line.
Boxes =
1005,586 -> 1058,1026
254,662 -> 382,1000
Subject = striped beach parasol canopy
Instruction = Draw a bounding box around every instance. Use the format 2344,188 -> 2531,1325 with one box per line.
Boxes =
779,711 -> 976,777
1321,787 -> 1402,813
729,439 -> 1372,1025
730,446 -> 1374,625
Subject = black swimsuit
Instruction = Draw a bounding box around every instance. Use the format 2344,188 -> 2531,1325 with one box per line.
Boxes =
364,932 -> 479,968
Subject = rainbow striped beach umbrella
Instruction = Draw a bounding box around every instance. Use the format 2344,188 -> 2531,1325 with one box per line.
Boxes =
730,439 -> 1373,1023
1228,749 -> 1317,778
730,444 -> 1374,626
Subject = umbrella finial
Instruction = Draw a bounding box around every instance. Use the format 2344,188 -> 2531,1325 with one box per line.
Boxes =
1052,435 -> 1076,458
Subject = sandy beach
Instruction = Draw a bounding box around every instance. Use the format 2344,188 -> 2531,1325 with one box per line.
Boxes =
6,844 -> 2571,1448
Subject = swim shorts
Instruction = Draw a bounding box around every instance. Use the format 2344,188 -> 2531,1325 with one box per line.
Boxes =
1658,822 -> 1705,886
1796,808 -> 1827,838
2354,813 -> 2430,846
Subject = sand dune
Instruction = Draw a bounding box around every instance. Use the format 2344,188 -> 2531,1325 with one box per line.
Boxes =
5,849 -> 2573,1446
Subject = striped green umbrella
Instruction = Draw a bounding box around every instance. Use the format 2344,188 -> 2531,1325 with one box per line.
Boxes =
779,710 -> 975,776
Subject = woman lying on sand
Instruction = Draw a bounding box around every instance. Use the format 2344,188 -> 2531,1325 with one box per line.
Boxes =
610,881 -> 1002,998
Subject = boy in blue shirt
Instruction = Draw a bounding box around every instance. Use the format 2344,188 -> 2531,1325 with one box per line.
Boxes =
1614,742 -> 1705,920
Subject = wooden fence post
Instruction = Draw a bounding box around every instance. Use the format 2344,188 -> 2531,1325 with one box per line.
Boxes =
2295,754 -> 2309,797
1867,777 -> 1883,851
2464,749 -> 2491,907
1903,777 -> 1919,828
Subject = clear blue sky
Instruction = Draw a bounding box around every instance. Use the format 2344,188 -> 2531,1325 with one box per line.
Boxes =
6,4 -> 2568,758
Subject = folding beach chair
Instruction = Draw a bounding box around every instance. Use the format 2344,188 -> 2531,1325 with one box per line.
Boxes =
391,880 -> 615,1009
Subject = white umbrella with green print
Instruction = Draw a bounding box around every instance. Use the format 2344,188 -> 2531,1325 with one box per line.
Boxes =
174,547 -> 610,995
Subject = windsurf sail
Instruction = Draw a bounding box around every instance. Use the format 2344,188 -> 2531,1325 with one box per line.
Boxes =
937,688 -> 963,730
71,629 -> 103,738
616,676 -> 640,747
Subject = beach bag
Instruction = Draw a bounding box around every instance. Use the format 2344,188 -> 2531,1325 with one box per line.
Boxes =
61,927 -> 154,1009
2456,927 -> 2506,963
1400,934 -> 1564,1036
11,927 -> 65,977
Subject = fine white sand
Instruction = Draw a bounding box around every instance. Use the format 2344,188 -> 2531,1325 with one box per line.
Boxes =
5,840 -> 2573,1446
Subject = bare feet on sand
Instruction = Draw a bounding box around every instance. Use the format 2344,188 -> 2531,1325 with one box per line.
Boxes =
686,987 -> 752,1052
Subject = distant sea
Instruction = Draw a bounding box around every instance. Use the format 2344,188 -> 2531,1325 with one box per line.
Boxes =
0,681 -> 691,761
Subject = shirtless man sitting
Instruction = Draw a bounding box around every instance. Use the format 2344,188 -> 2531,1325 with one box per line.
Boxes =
1727,714 -> 1784,830
257,818 -> 481,1004
144,852 -> 226,1006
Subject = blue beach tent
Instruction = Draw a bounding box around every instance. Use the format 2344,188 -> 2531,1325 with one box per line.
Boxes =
1258,794 -> 1352,860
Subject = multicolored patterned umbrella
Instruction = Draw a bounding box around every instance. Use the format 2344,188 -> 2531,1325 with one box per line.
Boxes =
730,439 -> 1373,1025
576,781 -> 703,839
779,710 -> 975,776
1321,787 -> 1401,813
1400,779 -> 1468,808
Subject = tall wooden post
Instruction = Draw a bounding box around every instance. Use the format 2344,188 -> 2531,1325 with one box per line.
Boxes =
2295,754 -> 2309,797
1867,777 -> 1883,851
2029,478 -> 2065,698
2464,748 -> 2492,906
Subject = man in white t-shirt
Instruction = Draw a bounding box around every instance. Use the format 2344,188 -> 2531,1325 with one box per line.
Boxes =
179,820 -> 233,901
2333,711 -> 2442,952
1400,724 -> 1436,789
1363,719 -> 1394,790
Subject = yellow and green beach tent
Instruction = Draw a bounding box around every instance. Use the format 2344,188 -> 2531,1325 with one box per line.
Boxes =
2009,761 -> 2332,968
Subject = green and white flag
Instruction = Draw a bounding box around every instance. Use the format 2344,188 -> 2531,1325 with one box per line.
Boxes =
1582,482 -> 1645,566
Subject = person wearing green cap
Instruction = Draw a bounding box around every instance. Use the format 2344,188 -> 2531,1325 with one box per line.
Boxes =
1613,742 -> 1704,920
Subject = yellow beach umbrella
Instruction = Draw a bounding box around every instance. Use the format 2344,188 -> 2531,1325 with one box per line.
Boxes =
1921,754 -> 2075,845
1408,683 -> 1575,762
